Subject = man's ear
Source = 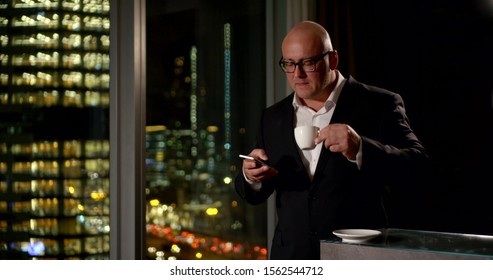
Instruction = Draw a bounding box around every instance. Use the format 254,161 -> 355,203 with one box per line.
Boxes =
329,50 -> 339,70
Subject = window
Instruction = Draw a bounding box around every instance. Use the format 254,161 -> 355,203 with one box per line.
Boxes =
0,0 -> 110,260
144,0 -> 268,260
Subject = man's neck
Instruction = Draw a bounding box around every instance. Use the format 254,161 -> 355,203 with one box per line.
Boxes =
300,71 -> 339,112
300,96 -> 328,112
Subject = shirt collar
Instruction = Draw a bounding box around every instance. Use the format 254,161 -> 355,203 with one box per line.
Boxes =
292,70 -> 347,111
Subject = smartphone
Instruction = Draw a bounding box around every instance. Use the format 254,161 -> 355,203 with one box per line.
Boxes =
239,154 -> 269,166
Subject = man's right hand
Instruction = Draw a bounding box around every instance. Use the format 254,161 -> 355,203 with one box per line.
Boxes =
242,149 -> 278,183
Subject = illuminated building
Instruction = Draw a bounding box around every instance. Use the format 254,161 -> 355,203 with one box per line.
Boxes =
0,0 -> 110,259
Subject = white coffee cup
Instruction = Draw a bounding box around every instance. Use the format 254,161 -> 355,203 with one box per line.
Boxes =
294,125 -> 319,150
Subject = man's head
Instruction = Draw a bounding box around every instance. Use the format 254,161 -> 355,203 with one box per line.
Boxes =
280,21 -> 339,105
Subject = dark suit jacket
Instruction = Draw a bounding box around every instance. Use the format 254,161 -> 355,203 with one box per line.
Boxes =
235,76 -> 428,260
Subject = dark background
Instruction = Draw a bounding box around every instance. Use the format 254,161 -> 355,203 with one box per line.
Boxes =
318,0 -> 493,234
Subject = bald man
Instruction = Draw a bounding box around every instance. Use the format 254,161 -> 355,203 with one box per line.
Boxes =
235,21 -> 429,259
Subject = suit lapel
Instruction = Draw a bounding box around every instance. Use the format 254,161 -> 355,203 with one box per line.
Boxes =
330,76 -> 357,124
312,76 -> 358,184
285,97 -> 307,172
277,94 -> 312,180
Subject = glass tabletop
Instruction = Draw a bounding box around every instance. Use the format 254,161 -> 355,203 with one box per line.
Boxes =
322,228 -> 493,259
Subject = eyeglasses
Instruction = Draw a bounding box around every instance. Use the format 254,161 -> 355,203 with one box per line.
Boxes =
278,50 -> 333,73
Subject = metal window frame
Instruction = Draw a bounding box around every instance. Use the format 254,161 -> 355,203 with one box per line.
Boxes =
109,0 -> 147,260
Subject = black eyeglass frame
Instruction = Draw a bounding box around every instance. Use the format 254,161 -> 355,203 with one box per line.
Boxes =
278,50 -> 333,73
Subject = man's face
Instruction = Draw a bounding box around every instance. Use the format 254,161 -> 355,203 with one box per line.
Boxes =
282,42 -> 332,102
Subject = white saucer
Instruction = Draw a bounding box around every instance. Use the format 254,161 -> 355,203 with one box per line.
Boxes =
332,229 -> 381,243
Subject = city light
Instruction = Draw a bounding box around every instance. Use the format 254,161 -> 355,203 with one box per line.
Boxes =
149,199 -> 160,207
223,176 -> 232,184
146,125 -> 166,132
205,207 -> 218,216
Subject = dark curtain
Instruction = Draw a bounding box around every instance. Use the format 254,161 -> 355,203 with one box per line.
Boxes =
316,0 -> 493,235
